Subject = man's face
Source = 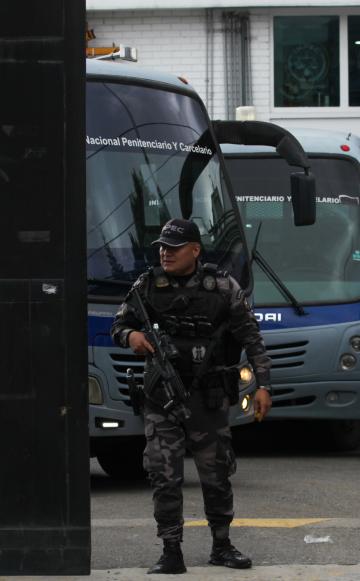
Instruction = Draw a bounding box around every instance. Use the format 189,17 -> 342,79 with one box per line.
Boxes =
159,243 -> 201,276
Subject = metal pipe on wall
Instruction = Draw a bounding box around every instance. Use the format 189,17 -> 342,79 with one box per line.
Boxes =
223,11 -> 251,119
206,8 -> 215,119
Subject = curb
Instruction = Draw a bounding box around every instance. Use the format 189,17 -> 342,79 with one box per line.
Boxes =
5,563 -> 360,581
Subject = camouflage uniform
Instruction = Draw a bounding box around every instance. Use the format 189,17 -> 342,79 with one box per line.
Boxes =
143,389 -> 235,541
111,262 -> 271,543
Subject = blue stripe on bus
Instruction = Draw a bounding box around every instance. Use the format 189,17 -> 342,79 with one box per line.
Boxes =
254,302 -> 360,330
87,302 -> 360,345
88,315 -> 114,346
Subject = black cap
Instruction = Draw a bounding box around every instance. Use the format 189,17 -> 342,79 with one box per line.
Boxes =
151,218 -> 201,247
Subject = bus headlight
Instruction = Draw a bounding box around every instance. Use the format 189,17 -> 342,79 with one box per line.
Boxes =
89,376 -> 104,405
239,366 -> 253,384
340,354 -> 357,371
241,395 -> 251,412
350,336 -> 360,352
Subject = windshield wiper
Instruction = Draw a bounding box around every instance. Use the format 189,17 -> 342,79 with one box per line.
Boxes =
87,277 -> 133,287
251,224 -> 306,316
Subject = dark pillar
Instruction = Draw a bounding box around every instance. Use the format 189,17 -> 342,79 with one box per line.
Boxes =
0,0 -> 90,574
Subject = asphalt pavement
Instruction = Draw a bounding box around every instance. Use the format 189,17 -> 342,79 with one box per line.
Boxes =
5,423 -> 360,580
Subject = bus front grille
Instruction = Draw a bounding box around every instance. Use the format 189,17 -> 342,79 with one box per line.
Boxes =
266,340 -> 309,369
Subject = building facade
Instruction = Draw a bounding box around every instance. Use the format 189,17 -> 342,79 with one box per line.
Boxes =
86,1 -> 360,133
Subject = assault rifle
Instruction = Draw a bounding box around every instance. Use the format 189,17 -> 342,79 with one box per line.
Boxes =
126,288 -> 190,420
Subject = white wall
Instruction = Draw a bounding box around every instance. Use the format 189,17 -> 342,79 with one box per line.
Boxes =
87,1 -> 360,9
87,7 -> 360,134
250,13 -> 272,121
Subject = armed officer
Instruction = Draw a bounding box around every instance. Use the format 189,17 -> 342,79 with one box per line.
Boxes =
111,218 -> 272,574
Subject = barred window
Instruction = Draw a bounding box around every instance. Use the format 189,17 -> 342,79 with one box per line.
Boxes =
348,15 -> 360,106
274,16 -> 339,107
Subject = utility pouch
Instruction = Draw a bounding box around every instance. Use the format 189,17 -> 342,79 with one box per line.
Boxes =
203,384 -> 225,410
222,367 -> 239,405
199,372 -> 225,410
200,367 -> 239,408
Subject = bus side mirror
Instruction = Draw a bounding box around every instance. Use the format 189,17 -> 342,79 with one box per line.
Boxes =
291,172 -> 316,226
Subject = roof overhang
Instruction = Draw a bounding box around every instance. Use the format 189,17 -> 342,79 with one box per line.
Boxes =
86,0 -> 360,10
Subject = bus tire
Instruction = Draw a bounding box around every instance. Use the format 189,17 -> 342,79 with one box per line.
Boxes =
97,447 -> 146,480
328,420 -> 360,451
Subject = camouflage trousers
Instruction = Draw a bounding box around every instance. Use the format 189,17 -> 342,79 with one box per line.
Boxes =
143,389 -> 237,542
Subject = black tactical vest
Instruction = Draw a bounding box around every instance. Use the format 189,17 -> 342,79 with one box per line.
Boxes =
143,264 -> 232,378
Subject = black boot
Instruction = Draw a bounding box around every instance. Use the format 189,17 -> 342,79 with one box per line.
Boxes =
147,540 -> 187,575
209,538 -> 252,569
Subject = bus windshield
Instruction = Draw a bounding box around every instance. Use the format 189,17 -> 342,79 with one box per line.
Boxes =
225,155 -> 360,305
86,80 -> 247,293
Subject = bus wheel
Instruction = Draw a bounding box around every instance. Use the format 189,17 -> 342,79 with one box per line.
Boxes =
97,446 -> 146,480
328,420 -> 360,451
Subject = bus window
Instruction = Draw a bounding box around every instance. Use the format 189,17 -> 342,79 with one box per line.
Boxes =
225,155 -> 360,304
86,81 -> 247,288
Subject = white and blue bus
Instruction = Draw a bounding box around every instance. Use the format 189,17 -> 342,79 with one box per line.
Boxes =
85,59 -> 314,477
222,129 -> 360,450
86,59 -> 260,478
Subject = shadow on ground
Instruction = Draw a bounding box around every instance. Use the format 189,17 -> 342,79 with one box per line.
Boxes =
231,419 -> 360,457
90,420 -> 360,487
